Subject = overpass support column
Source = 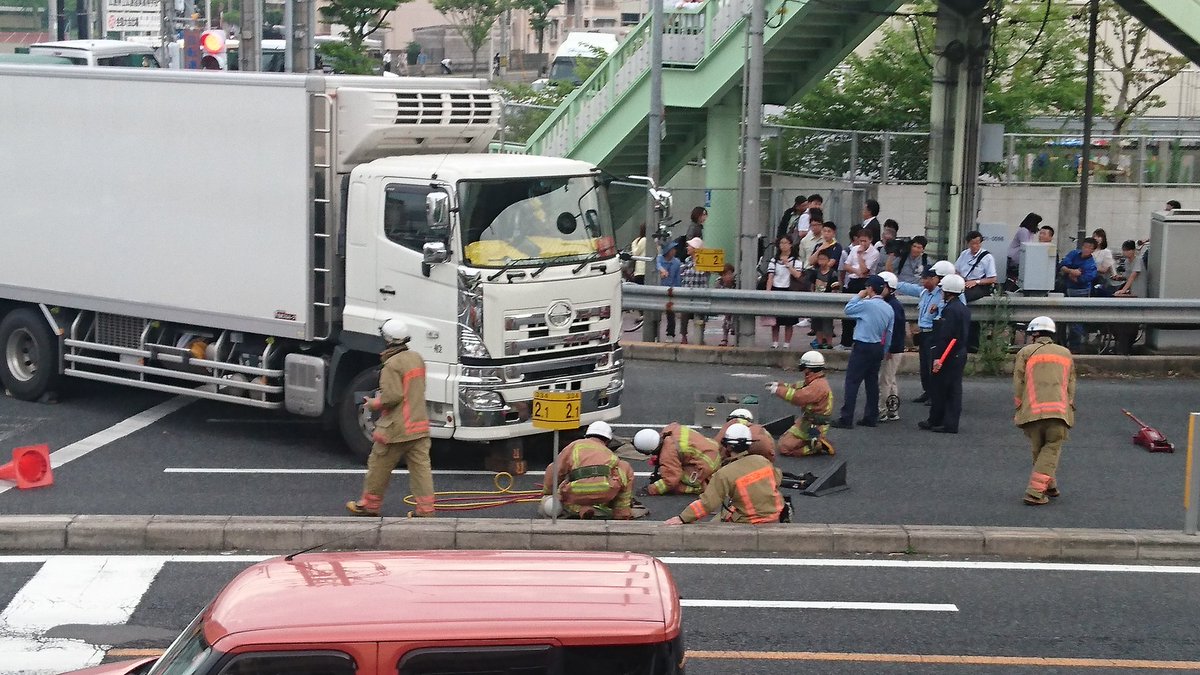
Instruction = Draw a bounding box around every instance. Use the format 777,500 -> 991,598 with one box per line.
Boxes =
924,1 -> 990,257
704,92 -> 742,264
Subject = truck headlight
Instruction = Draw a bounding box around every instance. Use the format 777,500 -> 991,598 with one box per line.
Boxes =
464,389 -> 505,411
460,329 -> 491,359
605,375 -> 624,394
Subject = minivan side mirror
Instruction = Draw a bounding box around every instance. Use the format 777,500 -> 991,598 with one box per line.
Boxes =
426,191 -> 450,231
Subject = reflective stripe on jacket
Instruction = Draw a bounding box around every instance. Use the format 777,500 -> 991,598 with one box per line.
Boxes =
372,345 -> 430,444
679,454 -> 783,525
543,438 -> 632,514
779,372 -> 834,424
1013,338 -> 1076,427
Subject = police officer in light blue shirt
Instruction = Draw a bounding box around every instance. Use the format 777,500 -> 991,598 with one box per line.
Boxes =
895,260 -> 963,403
831,275 -> 894,429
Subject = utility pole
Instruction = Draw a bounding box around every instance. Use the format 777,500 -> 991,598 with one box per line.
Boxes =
286,0 -> 314,72
573,0 -> 582,32
641,0 -> 664,344
1079,0 -> 1099,240
237,0 -> 261,71
735,0 -> 765,346
162,0 -> 177,64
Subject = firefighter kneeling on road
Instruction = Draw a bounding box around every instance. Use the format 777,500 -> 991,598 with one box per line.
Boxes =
634,423 -> 720,496
714,408 -> 776,461
766,350 -> 835,457
542,421 -> 641,519
665,424 -> 785,525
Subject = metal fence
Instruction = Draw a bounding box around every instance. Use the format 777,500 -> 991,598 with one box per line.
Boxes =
622,284 -> 1200,325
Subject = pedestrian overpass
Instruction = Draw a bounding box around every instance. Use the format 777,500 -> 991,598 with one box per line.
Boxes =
520,0 -> 1200,254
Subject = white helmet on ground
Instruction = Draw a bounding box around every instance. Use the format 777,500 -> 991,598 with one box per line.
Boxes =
585,420 -> 613,440
633,428 -> 661,454
878,271 -> 899,289
939,274 -> 966,294
727,408 -> 754,423
539,495 -> 563,518
380,318 -> 411,343
1027,315 -> 1056,335
932,260 -> 957,277
800,350 -> 826,370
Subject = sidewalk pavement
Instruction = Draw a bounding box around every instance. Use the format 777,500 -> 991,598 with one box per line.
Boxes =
2,515 -> 1198,562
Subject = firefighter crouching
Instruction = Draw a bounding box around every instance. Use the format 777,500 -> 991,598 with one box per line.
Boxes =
1013,315 -> 1076,506
346,318 -> 435,518
713,408 -> 777,461
766,350 -> 835,457
634,423 -> 720,496
665,424 -> 785,525
542,421 -> 639,519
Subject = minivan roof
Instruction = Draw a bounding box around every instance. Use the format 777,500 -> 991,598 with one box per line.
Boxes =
0,53 -> 74,65
205,550 -> 681,649
29,39 -> 156,57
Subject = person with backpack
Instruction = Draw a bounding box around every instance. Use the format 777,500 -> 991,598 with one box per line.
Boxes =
890,236 -> 930,285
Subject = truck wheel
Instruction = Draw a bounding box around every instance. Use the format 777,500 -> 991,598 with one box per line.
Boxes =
0,308 -> 60,401
338,367 -> 380,461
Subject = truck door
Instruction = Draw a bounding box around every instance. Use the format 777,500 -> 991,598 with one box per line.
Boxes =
373,181 -> 456,415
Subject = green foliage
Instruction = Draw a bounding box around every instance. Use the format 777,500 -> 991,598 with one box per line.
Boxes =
317,41 -> 378,75
405,41 -> 422,65
769,0 -> 1090,181
494,80 -> 572,143
432,0 -> 507,75
511,0 -> 560,55
318,0 -> 407,49
971,291 -> 1014,377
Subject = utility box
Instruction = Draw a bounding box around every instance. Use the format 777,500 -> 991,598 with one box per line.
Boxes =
1148,209 -> 1200,350
1019,241 -> 1057,293
693,393 -> 759,428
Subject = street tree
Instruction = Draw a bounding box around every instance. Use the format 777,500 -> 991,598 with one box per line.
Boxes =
1096,0 -> 1190,181
318,0 -> 410,74
512,0 -> 560,60
769,0 -> 1089,181
432,0 -> 507,76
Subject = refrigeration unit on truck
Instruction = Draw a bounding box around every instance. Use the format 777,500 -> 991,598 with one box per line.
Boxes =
0,65 -> 671,458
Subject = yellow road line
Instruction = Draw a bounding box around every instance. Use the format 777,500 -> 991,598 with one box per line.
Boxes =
107,649 -> 165,658
688,650 -> 1200,670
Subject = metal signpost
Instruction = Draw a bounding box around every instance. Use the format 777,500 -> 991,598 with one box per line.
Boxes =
532,390 -> 581,523
1186,413 -> 1199,535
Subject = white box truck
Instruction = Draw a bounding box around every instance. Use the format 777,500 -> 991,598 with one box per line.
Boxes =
0,66 -> 669,458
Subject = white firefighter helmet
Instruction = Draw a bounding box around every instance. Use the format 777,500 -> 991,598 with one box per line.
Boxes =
1027,315 -> 1056,335
878,271 -> 899,289
380,318 -> 411,343
539,495 -> 563,518
727,408 -> 754,423
722,422 -> 753,450
932,260 -> 957,277
800,350 -> 826,370
939,274 -> 966,294
633,428 -> 661,454
585,420 -> 613,441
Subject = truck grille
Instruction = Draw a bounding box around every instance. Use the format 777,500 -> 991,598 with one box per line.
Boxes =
95,313 -> 144,350
394,92 -> 498,127
503,304 -> 613,357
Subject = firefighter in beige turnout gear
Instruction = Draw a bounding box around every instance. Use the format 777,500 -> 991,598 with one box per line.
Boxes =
543,421 -> 640,519
347,319 -> 436,517
665,424 -> 785,525
634,424 -> 720,495
713,409 -> 776,461
767,351 -> 835,457
1013,316 -> 1076,505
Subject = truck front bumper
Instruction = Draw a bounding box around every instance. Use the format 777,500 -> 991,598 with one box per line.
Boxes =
453,372 -> 623,441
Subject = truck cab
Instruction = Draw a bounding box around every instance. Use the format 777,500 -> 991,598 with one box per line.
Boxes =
27,39 -> 159,67
68,550 -> 686,675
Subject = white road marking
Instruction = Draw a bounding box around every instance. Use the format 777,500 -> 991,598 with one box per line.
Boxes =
0,396 -> 194,496
660,557 -> 1200,574
205,418 -> 322,424
682,599 -> 958,612
609,423 -> 712,430
163,467 -> 656,477
0,557 -> 165,674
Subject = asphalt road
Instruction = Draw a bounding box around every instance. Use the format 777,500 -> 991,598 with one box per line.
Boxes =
0,362 -> 1195,529
3,554 -> 1199,674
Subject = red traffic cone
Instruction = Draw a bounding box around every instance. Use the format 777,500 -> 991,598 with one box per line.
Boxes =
0,445 -> 54,490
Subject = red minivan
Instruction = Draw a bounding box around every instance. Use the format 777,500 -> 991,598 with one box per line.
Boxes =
67,550 -> 685,675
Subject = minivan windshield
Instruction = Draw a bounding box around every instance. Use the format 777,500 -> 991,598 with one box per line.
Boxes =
459,175 -> 616,269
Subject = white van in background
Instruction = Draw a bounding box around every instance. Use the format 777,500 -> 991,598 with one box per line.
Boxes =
537,32 -> 619,87
27,39 -> 159,67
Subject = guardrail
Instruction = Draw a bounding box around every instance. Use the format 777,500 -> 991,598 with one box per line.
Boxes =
621,284 -> 1200,325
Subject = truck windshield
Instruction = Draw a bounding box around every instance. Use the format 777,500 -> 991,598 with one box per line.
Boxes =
459,175 -> 616,269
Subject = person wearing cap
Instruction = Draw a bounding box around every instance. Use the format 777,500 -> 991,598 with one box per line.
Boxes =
1013,316 -> 1076,505
830,275 -> 894,429
634,422 -> 720,496
655,240 -> 682,342
766,350 -> 835,456
665,424 -> 785,525
676,236 -> 711,345
876,271 -> 907,422
920,274 -> 971,434
894,260 -> 963,404
543,421 -> 638,519
714,408 -> 777,461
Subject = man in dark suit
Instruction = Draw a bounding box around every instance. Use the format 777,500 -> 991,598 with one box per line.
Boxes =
861,199 -> 882,244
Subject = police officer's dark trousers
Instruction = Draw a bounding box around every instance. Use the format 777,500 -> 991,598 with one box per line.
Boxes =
928,353 -> 966,432
838,341 -> 884,425
915,330 -> 932,395
839,278 -> 867,348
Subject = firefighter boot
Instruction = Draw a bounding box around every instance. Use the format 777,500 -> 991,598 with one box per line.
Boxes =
1024,471 -> 1052,506
346,493 -> 383,517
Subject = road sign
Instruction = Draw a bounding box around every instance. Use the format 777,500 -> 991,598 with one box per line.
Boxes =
532,391 -> 581,430
107,11 -> 159,32
694,248 -> 725,273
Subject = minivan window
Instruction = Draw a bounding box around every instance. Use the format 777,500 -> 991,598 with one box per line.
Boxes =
397,643 -> 675,675
218,651 -> 355,675
98,53 -> 159,67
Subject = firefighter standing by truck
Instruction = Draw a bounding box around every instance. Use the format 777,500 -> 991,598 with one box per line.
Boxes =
543,421 -> 638,519
766,350 -> 835,456
634,423 -> 721,495
346,319 -> 436,517
713,409 -> 776,461
1013,315 -> 1076,505
665,424 -> 785,525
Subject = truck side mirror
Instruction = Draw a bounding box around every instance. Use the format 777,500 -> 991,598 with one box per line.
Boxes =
650,188 -> 672,220
421,241 -> 450,277
426,191 -> 450,232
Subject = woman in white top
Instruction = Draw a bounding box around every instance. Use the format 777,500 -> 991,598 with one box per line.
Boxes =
630,224 -> 647,284
1090,228 -> 1115,282
766,235 -> 804,349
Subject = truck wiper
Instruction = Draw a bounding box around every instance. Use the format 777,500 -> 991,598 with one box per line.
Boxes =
486,257 -> 538,282
571,252 -> 603,275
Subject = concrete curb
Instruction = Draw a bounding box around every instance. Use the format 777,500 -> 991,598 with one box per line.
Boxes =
2,516 -> 1198,562
624,342 -> 1200,376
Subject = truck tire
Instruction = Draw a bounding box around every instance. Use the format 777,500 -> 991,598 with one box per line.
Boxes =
338,366 -> 380,461
0,308 -> 60,401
